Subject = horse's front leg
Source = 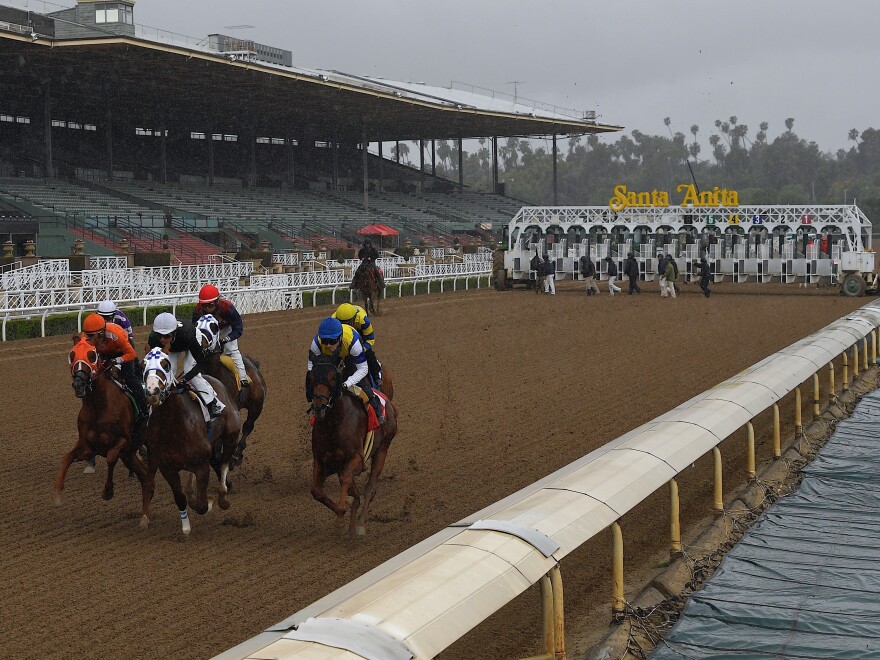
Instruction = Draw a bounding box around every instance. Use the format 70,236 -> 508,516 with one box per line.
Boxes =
102,436 -> 128,501
346,479 -> 362,538
336,455 -> 363,533
160,466 -> 194,534
356,440 -> 391,536
53,443 -> 88,505
311,460 -> 346,522
139,461 -> 158,529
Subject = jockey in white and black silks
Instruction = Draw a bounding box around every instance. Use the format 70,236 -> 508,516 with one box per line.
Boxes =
191,284 -> 250,388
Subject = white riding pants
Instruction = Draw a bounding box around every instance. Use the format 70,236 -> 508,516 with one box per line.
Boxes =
608,276 -> 621,294
220,327 -> 248,380
544,274 -> 556,295
167,351 -> 218,404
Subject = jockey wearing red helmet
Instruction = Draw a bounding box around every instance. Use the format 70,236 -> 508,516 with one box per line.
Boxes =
191,284 -> 249,387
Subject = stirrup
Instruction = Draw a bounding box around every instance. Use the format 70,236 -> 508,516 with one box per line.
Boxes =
240,379 -> 250,388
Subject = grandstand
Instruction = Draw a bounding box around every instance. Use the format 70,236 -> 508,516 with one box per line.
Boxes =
0,0 -> 620,263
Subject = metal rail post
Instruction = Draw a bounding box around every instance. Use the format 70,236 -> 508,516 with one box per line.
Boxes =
713,447 -> 723,516
830,362 -> 836,400
794,387 -> 803,437
746,422 -> 756,480
853,343 -> 860,379
611,521 -> 625,620
813,373 -> 821,417
551,566 -> 566,660
523,566 -> 566,660
874,329 -> 878,365
842,352 -> 849,391
863,336 -> 869,371
772,403 -> 781,458
669,479 -> 681,556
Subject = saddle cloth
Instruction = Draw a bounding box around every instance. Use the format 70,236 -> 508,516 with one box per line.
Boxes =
219,354 -> 241,391
184,388 -> 210,423
366,390 -> 389,432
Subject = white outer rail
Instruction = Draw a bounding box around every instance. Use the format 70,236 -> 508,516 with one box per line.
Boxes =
214,301 -> 880,660
0,269 -> 491,341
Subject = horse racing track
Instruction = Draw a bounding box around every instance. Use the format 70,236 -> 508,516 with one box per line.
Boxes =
0,282 -> 867,659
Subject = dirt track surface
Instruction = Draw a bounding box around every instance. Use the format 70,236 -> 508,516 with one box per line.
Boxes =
0,281 -> 868,659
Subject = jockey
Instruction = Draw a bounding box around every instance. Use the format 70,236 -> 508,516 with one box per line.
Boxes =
352,239 -> 385,289
96,299 -> 134,347
148,312 -> 225,418
332,302 -> 383,388
306,317 -> 385,424
191,284 -> 249,388
82,313 -> 150,434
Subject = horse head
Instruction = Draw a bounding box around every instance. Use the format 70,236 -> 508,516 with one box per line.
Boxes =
69,334 -> 99,398
309,354 -> 344,421
143,347 -> 175,407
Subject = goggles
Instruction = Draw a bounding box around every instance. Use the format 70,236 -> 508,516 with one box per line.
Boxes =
320,336 -> 340,345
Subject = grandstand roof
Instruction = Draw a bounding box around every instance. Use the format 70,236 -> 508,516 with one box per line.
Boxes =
0,26 -> 622,143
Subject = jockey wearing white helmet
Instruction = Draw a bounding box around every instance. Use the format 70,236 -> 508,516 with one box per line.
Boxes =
96,299 -> 134,346
147,312 -> 225,418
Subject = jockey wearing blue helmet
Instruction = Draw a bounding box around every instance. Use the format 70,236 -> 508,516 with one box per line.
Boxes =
306,316 -> 384,423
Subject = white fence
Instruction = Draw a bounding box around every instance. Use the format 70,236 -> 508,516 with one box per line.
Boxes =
216,302 -> 880,660
89,256 -> 129,270
1,265 -> 491,340
272,253 -> 300,267
0,259 -> 70,290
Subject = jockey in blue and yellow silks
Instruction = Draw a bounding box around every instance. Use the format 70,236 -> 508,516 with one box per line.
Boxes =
332,303 -> 383,388
306,317 -> 384,423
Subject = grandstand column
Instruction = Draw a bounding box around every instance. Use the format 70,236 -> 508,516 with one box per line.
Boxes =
105,104 -> 113,180
377,141 -> 384,192
362,129 -> 369,211
431,139 -> 436,176
458,138 -> 464,191
42,80 -> 53,179
207,129 -> 214,186
552,134 -> 558,205
160,124 -> 167,184
490,136 -> 498,194
419,138 -> 425,189
332,139 -> 339,189
286,132 -> 295,187
248,126 -> 257,187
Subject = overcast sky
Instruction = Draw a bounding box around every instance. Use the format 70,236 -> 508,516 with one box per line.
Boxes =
26,0 -> 880,153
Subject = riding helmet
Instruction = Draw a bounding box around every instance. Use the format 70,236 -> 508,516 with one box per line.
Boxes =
318,317 -> 343,340
198,284 -> 220,304
335,303 -> 357,323
153,312 -> 180,335
96,300 -> 117,317
82,313 -> 106,333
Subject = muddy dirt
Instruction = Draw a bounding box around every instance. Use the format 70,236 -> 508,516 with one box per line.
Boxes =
0,280 -> 867,659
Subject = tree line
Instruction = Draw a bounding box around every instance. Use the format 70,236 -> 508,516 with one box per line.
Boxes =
393,119 -> 880,221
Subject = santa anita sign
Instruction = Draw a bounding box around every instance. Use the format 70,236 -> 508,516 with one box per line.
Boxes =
609,184 -> 739,212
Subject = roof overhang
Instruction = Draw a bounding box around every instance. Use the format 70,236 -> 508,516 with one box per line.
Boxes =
0,29 -> 622,142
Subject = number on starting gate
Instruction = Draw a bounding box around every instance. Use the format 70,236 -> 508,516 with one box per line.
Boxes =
728,214 -> 741,225
706,215 -> 717,226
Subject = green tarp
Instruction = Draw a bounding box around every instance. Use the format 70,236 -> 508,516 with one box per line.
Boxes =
652,391 -> 880,659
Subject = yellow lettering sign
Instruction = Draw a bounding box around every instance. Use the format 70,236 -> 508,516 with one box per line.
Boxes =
610,184 -> 740,211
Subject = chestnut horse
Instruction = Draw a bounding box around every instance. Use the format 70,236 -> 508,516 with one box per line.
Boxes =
308,354 -> 397,537
353,264 -> 383,316
200,351 -> 266,467
54,335 -> 147,508
140,348 -> 242,534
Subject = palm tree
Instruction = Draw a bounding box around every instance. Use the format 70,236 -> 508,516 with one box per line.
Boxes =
785,117 -> 795,132
848,129 -> 860,146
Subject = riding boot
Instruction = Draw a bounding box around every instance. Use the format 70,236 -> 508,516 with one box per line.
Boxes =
366,349 -> 383,389
360,383 -> 385,425
207,398 -> 226,418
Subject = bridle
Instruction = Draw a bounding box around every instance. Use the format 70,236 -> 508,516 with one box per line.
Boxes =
309,358 -> 344,419
143,348 -> 176,406
69,343 -> 99,398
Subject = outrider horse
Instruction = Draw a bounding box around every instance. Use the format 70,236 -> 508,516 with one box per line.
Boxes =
54,335 -> 147,508
201,351 -> 266,467
353,263 -> 383,316
140,348 -> 242,534
308,354 -> 398,537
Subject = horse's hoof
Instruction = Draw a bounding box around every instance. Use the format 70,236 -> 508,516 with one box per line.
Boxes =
219,496 -> 231,511
181,526 -> 191,536
83,464 -> 96,474
207,498 -> 214,513
356,525 -> 366,537
139,515 -> 149,528
53,495 -> 62,507
102,488 -> 114,501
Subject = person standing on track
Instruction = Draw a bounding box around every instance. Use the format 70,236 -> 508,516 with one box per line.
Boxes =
625,252 -> 642,295
543,254 -> 556,295
580,253 -> 600,296
663,257 -> 678,298
605,256 -> 621,295
695,257 -> 712,297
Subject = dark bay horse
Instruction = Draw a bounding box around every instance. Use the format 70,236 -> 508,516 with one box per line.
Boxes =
353,264 -> 383,316
308,354 -> 398,537
201,351 -> 266,467
54,335 -> 147,508
140,348 -> 242,534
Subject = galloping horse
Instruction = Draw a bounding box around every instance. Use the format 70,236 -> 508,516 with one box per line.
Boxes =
353,264 -> 383,316
200,351 -> 266,467
54,335 -> 147,507
140,348 -> 241,534
308,354 -> 398,537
